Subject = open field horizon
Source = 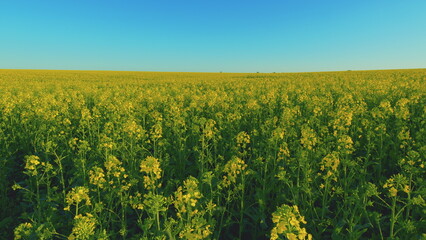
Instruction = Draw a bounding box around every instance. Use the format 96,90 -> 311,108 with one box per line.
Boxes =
2,0 -> 426,238
1,69 -> 425,239
1,68 -> 426,74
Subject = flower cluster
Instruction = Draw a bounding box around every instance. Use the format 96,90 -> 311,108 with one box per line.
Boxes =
98,134 -> 115,151
24,155 -> 40,175
129,192 -> 144,210
142,192 -> 168,215
140,156 -> 162,190
332,108 -> 353,133
221,157 -> 248,188
14,222 -> 33,240
64,186 -> 91,211
383,174 -> 409,197
399,150 -> 425,174
150,112 -> 163,140
174,177 -> 203,218
89,166 -> 106,189
123,119 -> 145,140
203,119 -> 217,140
68,213 -> 97,240
300,126 -> 317,151
178,219 -> 212,240
320,152 -> 340,181
173,177 -> 213,240
337,135 -> 354,155
105,155 -> 126,179
270,204 -> 312,240
394,98 -> 410,120
24,155 -> 52,176
236,131 -> 250,149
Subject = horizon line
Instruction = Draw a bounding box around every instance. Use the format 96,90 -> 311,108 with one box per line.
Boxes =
1,67 -> 425,74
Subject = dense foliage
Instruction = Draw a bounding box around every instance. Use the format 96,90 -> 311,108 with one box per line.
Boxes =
1,69 -> 425,239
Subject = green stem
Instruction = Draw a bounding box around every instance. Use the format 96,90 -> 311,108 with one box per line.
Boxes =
36,178 -> 41,220
76,202 -> 79,216
321,180 -> 329,218
239,175 -> 245,239
55,154 -> 67,201
156,210 -> 160,232
390,196 -> 396,238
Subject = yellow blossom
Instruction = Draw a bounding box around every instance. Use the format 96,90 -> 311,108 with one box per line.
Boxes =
140,156 -> 162,190
69,213 -> 97,240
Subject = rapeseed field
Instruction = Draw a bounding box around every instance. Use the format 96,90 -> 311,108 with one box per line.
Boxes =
1,69 -> 425,239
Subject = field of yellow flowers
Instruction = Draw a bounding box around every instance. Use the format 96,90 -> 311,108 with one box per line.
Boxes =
1,69 -> 425,239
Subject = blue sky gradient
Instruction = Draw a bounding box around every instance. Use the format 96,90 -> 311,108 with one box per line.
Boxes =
1,0 -> 425,72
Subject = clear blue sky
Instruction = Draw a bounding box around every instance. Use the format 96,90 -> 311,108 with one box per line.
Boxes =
1,0 -> 425,72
